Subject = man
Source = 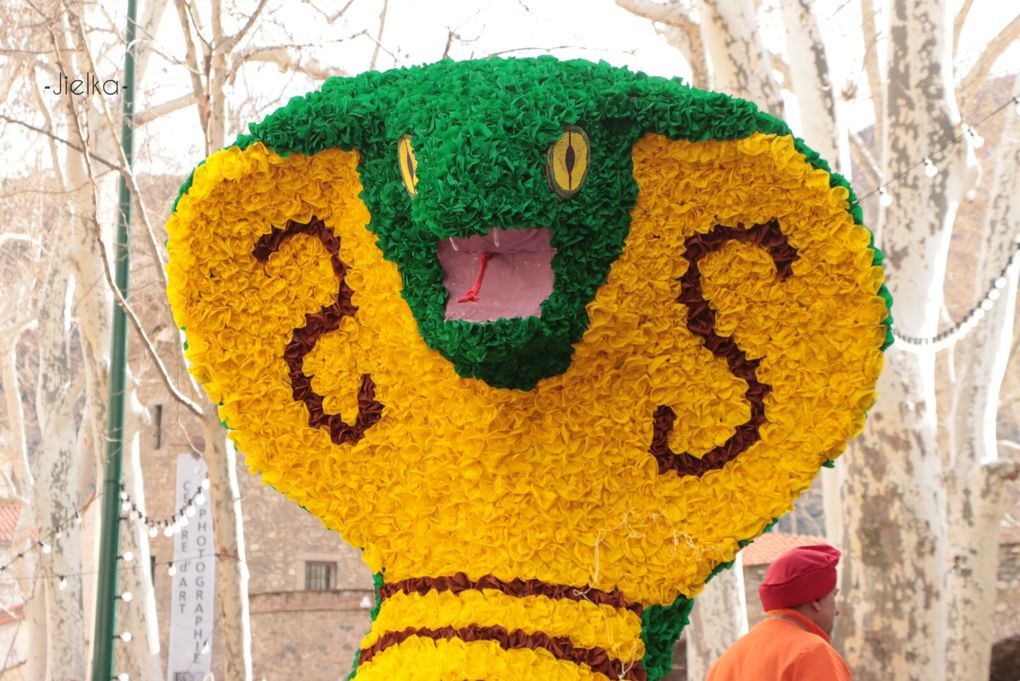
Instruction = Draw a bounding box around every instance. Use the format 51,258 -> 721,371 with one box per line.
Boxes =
706,544 -> 852,680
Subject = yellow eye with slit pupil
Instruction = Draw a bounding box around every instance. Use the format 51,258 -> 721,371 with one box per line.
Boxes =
547,126 -> 590,199
398,135 -> 419,197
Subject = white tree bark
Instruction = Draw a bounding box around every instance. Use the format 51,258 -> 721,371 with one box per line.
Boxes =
613,0 -> 710,88
204,418 -> 253,680
686,554 -> 748,680
697,0 -> 784,116
838,2 -> 969,679
114,381 -> 163,681
33,248 -> 87,681
943,75 -> 1020,681
780,0 -> 849,174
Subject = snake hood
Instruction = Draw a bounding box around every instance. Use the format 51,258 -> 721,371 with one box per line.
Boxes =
211,57 -> 861,390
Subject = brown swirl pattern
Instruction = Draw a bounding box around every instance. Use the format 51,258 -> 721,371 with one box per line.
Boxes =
252,217 -> 383,445
378,572 -> 643,615
359,624 -> 647,680
652,218 -> 797,477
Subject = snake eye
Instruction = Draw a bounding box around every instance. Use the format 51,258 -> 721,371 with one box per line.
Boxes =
398,135 -> 419,197
546,126 -> 590,199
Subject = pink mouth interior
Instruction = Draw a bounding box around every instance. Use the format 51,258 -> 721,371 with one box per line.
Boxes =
437,227 -> 555,322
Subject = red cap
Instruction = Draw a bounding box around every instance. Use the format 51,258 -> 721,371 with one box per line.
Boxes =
758,544 -> 841,611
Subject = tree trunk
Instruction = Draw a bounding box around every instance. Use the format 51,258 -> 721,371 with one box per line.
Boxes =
697,0 -> 784,117
838,361 -> 947,681
780,0 -> 849,174
203,415 -> 253,681
114,380 -> 163,681
837,2 -> 969,679
33,248 -> 87,681
944,75 -> 1020,681
686,554 -> 748,680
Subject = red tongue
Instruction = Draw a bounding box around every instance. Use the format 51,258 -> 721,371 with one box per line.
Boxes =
456,251 -> 493,303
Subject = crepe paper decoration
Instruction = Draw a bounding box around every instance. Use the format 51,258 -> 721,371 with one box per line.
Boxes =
165,57 -> 891,680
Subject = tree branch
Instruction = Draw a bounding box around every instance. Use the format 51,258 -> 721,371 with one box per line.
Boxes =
304,0 -> 357,23
220,0 -> 269,53
849,129 -> 882,186
173,0 -> 208,132
953,0 -> 976,58
860,0 -> 884,150
614,0 -> 695,25
135,93 -> 196,126
75,174 -> 205,419
961,15 -> 1020,104
65,10 -> 169,291
0,114 -> 121,171
230,46 -> 350,81
369,0 -> 389,71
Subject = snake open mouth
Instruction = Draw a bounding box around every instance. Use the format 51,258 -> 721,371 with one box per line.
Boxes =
437,227 -> 555,322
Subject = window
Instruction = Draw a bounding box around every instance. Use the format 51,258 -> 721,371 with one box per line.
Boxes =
304,561 -> 336,591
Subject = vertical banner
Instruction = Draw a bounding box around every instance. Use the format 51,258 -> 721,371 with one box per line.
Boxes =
167,454 -> 215,681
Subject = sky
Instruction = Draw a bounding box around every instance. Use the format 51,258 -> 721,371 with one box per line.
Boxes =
131,0 -> 1018,175
6,0 -> 1019,179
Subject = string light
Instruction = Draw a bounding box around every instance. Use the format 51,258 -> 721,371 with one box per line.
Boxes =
118,476 -> 210,537
859,93 -> 1020,202
893,237 -> 1020,351
0,503 -> 92,576
878,186 -> 893,207
118,631 -> 133,643
963,124 -> 985,148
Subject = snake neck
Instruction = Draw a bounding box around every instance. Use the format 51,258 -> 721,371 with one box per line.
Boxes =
352,573 -> 648,680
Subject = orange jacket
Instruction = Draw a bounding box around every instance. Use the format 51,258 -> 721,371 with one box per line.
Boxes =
705,609 -> 852,681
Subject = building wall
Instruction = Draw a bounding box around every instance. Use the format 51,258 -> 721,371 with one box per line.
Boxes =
139,393 -> 375,681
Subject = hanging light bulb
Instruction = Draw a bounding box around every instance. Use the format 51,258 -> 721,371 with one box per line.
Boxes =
121,551 -> 134,563
120,591 -> 134,603
923,158 -> 939,177
148,526 -> 159,538
195,492 -> 206,506
121,500 -> 132,512
118,673 -> 130,681
988,289 -> 1001,301
168,563 -> 177,577
185,505 -> 197,518
980,298 -> 994,311
878,187 -> 893,207
41,542 -> 51,555
963,124 -> 985,148
118,631 -> 133,643
201,478 -> 210,490
1014,96 -> 1020,116
58,576 -> 68,591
